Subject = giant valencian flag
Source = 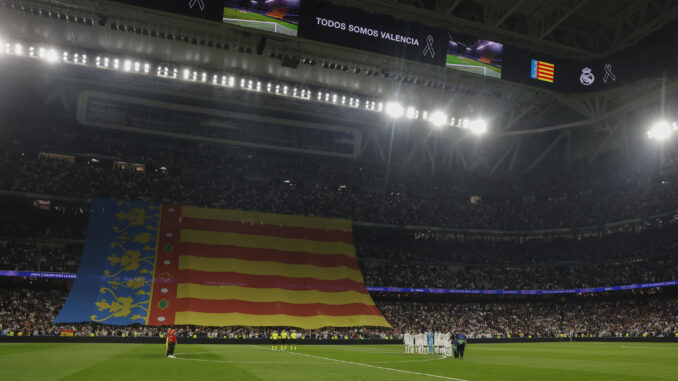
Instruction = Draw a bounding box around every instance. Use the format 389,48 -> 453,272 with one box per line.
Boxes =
55,199 -> 390,329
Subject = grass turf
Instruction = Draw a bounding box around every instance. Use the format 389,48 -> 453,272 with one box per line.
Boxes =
1,342 -> 677,380
223,8 -> 298,34
446,55 -> 501,78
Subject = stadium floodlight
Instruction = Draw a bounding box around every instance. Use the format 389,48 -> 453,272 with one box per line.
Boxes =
429,111 -> 448,128
14,43 -> 23,56
647,120 -> 677,141
123,59 -> 132,71
385,102 -> 405,119
468,119 -> 488,135
45,49 -> 59,63
182,68 -> 190,80
406,106 -> 418,119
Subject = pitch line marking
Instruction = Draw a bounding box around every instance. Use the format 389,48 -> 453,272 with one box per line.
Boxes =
248,346 -> 468,381
173,349 -> 447,365
172,354 -> 335,365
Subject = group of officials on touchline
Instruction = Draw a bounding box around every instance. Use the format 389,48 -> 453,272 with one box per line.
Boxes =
165,328 -> 467,359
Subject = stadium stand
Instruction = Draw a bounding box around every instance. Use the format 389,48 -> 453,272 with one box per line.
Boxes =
1,3 -> 678,370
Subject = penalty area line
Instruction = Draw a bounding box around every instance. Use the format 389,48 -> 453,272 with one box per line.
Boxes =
247,346 -> 468,381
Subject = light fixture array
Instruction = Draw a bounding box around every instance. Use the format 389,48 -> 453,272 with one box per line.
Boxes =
0,38 -> 487,133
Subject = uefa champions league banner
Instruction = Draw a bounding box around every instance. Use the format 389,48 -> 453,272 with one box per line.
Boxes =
366,281 -> 678,295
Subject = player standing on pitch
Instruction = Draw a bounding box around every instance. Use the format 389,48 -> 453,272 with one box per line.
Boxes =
290,330 -> 297,351
280,329 -> 288,351
166,328 -> 177,358
271,330 -> 278,350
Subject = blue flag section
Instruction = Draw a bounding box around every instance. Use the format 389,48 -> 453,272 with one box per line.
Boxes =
54,199 -> 160,325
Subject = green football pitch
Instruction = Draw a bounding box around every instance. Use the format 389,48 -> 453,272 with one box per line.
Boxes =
223,8 -> 298,36
446,55 -> 501,78
1,342 -> 677,380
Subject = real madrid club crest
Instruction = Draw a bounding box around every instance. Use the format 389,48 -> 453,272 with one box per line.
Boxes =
580,67 -> 595,86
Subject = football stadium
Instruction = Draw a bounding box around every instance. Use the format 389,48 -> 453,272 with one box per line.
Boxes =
1,1 -> 678,380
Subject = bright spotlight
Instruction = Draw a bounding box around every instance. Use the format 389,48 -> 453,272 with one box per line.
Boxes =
385,102 -> 405,119
468,119 -> 488,135
45,49 -> 59,63
405,106 -> 418,119
429,111 -> 448,128
647,120 -> 676,141
123,60 -> 132,71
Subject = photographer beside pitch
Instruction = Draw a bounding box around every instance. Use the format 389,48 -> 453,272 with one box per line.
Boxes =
456,332 -> 467,359
166,328 -> 177,358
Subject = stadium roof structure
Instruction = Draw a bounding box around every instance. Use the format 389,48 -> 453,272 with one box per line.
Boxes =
343,0 -> 678,59
0,0 -> 677,174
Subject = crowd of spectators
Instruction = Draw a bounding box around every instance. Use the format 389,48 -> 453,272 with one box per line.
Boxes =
3,117 -> 678,342
0,241 -> 80,273
358,224 -> 678,289
379,298 -> 678,339
2,117 -> 678,231
0,200 -> 88,240
362,252 -> 678,290
2,288 -> 676,340
2,200 -> 678,290
355,225 -> 678,265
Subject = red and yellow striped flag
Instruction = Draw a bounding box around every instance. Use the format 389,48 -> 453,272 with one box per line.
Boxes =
147,205 -> 390,329
530,59 -> 555,83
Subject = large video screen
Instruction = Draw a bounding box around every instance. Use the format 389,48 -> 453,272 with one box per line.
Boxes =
223,0 -> 300,36
447,33 -> 503,78
220,0 -> 503,75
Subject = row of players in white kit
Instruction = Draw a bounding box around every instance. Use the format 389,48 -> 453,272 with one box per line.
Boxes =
403,332 -> 453,356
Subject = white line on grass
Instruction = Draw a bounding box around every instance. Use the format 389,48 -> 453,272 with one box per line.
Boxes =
247,346 -> 469,381
173,349 -> 446,365
172,354 -> 335,365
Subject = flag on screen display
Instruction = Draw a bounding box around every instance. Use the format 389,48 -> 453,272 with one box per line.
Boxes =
54,199 -> 390,329
530,59 -> 555,83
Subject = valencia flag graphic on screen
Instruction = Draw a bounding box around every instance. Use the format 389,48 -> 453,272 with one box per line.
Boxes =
55,199 -> 390,329
530,59 -> 555,83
